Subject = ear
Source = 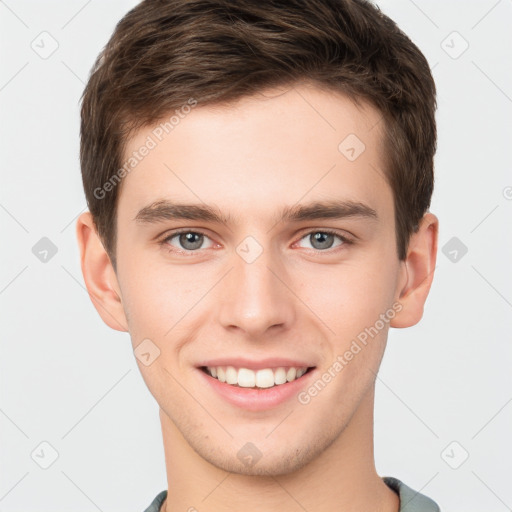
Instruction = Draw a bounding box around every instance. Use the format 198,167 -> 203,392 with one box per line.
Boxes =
76,212 -> 128,332
391,212 -> 439,328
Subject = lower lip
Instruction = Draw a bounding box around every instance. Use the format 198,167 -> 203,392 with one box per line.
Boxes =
197,367 -> 316,411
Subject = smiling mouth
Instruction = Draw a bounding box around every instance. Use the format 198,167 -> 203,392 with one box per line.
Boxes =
199,365 -> 315,389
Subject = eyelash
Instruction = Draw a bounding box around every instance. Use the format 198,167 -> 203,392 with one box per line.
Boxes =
158,228 -> 354,256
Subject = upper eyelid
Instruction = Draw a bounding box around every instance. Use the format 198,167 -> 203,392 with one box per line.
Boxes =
161,228 -> 215,244
293,230 -> 353,248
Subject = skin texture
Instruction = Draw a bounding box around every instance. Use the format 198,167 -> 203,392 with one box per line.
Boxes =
77,83 -> 438,512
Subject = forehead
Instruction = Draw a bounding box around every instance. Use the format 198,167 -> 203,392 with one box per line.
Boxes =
117,83 -> 391,225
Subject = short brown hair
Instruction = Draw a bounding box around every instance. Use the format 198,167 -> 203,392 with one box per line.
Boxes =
80,0 -> 437,269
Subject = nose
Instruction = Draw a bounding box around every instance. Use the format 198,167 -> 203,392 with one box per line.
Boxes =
217,244 -> 296,339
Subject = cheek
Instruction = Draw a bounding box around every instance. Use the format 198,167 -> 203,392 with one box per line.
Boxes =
118,255 -> 213,349
296,256 -> 399,337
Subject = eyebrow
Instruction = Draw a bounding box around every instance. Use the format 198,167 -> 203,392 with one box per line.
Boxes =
133,198 -> 378,226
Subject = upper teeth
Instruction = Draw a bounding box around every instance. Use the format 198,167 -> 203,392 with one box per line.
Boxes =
206,366 -> 309,388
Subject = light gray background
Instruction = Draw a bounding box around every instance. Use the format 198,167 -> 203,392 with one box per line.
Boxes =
1,1 -> 511,511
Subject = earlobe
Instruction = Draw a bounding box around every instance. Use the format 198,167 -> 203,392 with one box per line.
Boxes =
391,212 -> 439,328
76,212 -> 129,332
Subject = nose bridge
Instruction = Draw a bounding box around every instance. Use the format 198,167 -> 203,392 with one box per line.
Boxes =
217,238 -> 295,336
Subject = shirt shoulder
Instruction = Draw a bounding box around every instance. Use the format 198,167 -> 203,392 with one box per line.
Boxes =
145,479 -> 439,512
383,476 -> 440,511
142,490 -> 167,512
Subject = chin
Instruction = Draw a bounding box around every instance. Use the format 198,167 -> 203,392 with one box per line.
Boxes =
202,444 -> 316,477
184,419 -> 341,478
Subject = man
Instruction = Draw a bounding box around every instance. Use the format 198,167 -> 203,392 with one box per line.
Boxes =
76,0 -> 440,510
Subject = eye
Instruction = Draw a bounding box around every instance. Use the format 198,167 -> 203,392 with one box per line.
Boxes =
162,230 -> 214,252
159,228 -> 353,256
296,230 -> 351,251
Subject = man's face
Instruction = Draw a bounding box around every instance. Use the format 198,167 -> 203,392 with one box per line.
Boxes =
114,83 -> 406,475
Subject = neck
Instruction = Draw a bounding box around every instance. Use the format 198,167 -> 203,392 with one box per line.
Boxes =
159,384 -> 399,512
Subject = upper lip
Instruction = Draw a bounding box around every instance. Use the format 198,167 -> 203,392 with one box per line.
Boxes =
197,357 -> 316,371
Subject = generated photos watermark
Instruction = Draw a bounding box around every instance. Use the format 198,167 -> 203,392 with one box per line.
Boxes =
93,98 -> 198,200
298,301 -> 403,405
